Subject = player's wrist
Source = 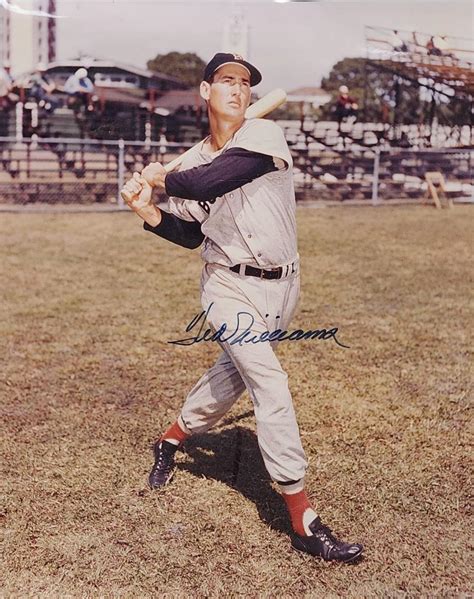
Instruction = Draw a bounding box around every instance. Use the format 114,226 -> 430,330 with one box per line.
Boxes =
137,203 -> 162,227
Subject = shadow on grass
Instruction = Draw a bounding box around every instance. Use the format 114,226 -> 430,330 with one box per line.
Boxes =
179,422 -> 293,537
175,414 -> 365,565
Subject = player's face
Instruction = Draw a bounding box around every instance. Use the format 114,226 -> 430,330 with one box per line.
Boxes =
207,64 -> 251,119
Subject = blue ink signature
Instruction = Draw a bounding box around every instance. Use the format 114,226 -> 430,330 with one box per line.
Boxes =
168,302 -> 350,348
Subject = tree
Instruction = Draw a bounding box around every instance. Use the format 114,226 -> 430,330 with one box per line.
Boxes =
319,57 -> 471,126
147,52 -> 206,87
320,57 -> 421,124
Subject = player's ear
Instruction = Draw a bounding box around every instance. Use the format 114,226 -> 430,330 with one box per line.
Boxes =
200,81 -> 211,101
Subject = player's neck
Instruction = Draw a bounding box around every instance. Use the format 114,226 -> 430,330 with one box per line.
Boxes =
207,115 -> 244,152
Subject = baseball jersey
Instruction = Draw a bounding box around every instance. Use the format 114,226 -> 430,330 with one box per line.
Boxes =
167,118 -> 297,268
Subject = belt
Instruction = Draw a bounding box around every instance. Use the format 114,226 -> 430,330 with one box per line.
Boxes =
229,261 -> 297,280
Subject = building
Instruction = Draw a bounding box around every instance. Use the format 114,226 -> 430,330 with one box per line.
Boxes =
6,58 -> 193,141
0,5 -> 12,66
222,10 -> 249,58
45,58 -> 187,96
0,0 -> 56,74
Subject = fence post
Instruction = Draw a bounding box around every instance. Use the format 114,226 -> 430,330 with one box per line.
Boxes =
372,147 -> 380,205
117,138 -> 125,208
15,102 -> 23,141
145,120 -> 151,151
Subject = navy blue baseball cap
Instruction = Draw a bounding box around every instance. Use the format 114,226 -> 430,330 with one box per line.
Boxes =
204,53 -> 262,87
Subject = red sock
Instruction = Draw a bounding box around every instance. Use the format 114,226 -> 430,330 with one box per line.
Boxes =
159,420 -> 190,447
281,489 -> 318,536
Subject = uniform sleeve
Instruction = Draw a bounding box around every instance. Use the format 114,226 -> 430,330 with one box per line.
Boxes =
232,119 -> 293,169
168,195 -> 208,223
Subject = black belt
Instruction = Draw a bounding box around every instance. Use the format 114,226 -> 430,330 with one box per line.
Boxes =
230,263 -> 295,280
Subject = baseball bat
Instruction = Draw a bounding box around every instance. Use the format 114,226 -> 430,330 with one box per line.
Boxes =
121,88 -> 287,203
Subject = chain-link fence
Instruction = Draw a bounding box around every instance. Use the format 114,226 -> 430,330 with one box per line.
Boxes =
0,136 -> 472,206
291,146 -> 472,203
0,136 -> 193,206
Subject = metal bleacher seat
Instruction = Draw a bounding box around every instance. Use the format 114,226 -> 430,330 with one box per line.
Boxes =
363,131 -> 379,146
312,128 -> 328,142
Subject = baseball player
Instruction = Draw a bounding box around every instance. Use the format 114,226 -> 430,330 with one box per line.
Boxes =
122,53 -> 363,563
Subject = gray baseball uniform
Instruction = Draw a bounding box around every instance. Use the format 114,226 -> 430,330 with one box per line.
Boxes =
169,118 -> 307,484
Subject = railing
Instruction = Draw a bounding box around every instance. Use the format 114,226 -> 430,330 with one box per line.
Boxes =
364,25 -> 474,68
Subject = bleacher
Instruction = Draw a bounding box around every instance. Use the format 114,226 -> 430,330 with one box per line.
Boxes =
280,120 -> 472,152
274,26 -> 474,202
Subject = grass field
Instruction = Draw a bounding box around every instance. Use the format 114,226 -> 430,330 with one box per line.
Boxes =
1,205 -> 472,598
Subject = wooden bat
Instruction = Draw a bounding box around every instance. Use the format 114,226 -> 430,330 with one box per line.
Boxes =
120,88 -> 287,203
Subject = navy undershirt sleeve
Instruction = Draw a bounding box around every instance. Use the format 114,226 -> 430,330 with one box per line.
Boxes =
164,147 -> 278,202
143,211 -> 204,249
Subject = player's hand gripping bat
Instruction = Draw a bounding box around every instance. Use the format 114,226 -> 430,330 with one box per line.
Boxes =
120,88 -> 287,204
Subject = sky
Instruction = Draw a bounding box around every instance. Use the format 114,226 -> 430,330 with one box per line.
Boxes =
52,0 -> 474,93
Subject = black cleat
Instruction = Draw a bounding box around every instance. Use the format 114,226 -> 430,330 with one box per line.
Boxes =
292,517 -> 363,563
148,440 -> 178,490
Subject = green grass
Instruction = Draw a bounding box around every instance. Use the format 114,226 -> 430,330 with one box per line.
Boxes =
1,206 -> 472,597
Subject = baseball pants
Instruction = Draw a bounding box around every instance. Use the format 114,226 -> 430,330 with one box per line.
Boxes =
179,260 -> 308,483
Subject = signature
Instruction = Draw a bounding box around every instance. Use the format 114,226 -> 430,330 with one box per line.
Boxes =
168,302 -> 350,348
